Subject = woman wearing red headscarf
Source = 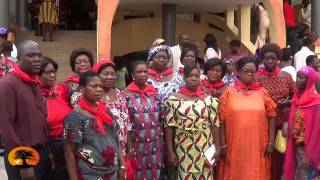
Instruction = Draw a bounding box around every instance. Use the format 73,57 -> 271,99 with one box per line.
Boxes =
92,60 -> 130,156
284,66 -> 320,180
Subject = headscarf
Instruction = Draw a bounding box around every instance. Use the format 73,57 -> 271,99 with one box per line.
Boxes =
292,66 -> 320,107
284,66 -> 320,180
92,59 -> 115,73
0,27 -> 7,35
147,45 -> 173,66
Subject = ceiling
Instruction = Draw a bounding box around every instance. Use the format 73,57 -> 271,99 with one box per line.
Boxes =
118,0 -> 260,13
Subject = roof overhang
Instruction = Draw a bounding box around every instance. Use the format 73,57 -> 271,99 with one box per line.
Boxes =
118,0 -> 260,13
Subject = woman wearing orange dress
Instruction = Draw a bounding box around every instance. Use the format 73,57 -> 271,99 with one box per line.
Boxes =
218,57 -> 276,180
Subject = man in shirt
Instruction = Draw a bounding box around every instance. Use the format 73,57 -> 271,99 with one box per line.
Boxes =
0,40 -> 51,179
170,33 -> 191,71
224,39 -> 249,62
306,55 -> 320,72
300,0 -> 311,29
283,0 -> 296,46
294,34 -> 317,71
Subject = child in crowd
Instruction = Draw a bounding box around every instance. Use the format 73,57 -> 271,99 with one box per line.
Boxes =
222,58 -> 237,86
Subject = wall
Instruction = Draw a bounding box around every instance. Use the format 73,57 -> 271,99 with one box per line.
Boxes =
111,18 -> 229,58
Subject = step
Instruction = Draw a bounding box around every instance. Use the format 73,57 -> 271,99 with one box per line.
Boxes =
16,30 -> 97,82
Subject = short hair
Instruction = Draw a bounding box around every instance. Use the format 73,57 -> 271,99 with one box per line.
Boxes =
260,43 -> 282,60
184,63 -> 199,77
237,57 -> 257,71
229,40 -> 241,47
69,48 -> 94,72
79,71 -> 102,87
281,47 -> 293,62
129,60 -> 147,73
306,55 -> 318,65
303,32 -> 318,46
17,40 -> 39,57
180,45 -> 199,64
1,41 -> 13,52
39,56 -> 59,75
203,58 -> 227,78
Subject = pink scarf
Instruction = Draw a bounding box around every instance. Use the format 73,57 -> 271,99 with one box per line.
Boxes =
284,67 -> 320,180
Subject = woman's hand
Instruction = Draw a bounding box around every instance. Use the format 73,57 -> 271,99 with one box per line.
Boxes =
282,122 -> 289,138
118,166 -> 126,180
167,153 -> 179,168
221,144 -> 228,158
265,143 -> 274,155
212,148 -> 221,162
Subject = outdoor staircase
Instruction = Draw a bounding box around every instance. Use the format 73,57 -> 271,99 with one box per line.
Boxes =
16,30 -> 97,82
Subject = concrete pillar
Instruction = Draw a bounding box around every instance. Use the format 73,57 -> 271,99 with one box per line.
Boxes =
0,0 -> 9,28
9,0 -> 17,27
311,0 -> 320,35
17,0 -> 29,30
263,0 -> 286,48
162,4 -> 176,46
97,0 -> 119,60
239,5 -> 256,53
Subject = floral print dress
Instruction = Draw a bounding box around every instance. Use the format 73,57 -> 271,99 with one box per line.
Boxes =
64,111 -> 120,180
105,89 -> 129,155
0,57 -> 16,78
147,72 -> 184,102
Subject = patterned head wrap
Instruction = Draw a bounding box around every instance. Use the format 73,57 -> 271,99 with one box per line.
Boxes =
0,28 -> 7,35
147,45 -> 173,65
223,58 -> 234,65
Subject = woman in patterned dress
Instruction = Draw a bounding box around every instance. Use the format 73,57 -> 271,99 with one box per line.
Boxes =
125,61 -> 163,180
218,57 -> 276,180
64,71 -> 126,180
147,44 -> 184,102
165,64 -> 221,179
257,43 -> 295,180
202,58 -> 227,98
39,0 -> 58,41
0,41 -> 16,78
59,48 -> 94,107
284,67 -> 320,180
93,60 -> 130,156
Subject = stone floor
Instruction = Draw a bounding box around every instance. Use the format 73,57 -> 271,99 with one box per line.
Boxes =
0,157 -> 8,180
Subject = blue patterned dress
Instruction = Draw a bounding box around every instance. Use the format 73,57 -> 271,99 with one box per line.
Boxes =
64,111 -> 120,180
125,91 -> 163,180
147,72 -> 184,102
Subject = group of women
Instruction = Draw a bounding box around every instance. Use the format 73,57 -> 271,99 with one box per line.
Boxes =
38,42 -> 320,180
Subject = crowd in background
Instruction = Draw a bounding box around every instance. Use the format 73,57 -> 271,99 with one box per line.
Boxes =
0,0 -> 320,179
1,24 -> 320,180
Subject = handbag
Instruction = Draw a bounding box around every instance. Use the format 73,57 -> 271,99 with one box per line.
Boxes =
275,130 -> 287,154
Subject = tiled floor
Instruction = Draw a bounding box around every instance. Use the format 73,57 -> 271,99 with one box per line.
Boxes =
0,157 -> 8,180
